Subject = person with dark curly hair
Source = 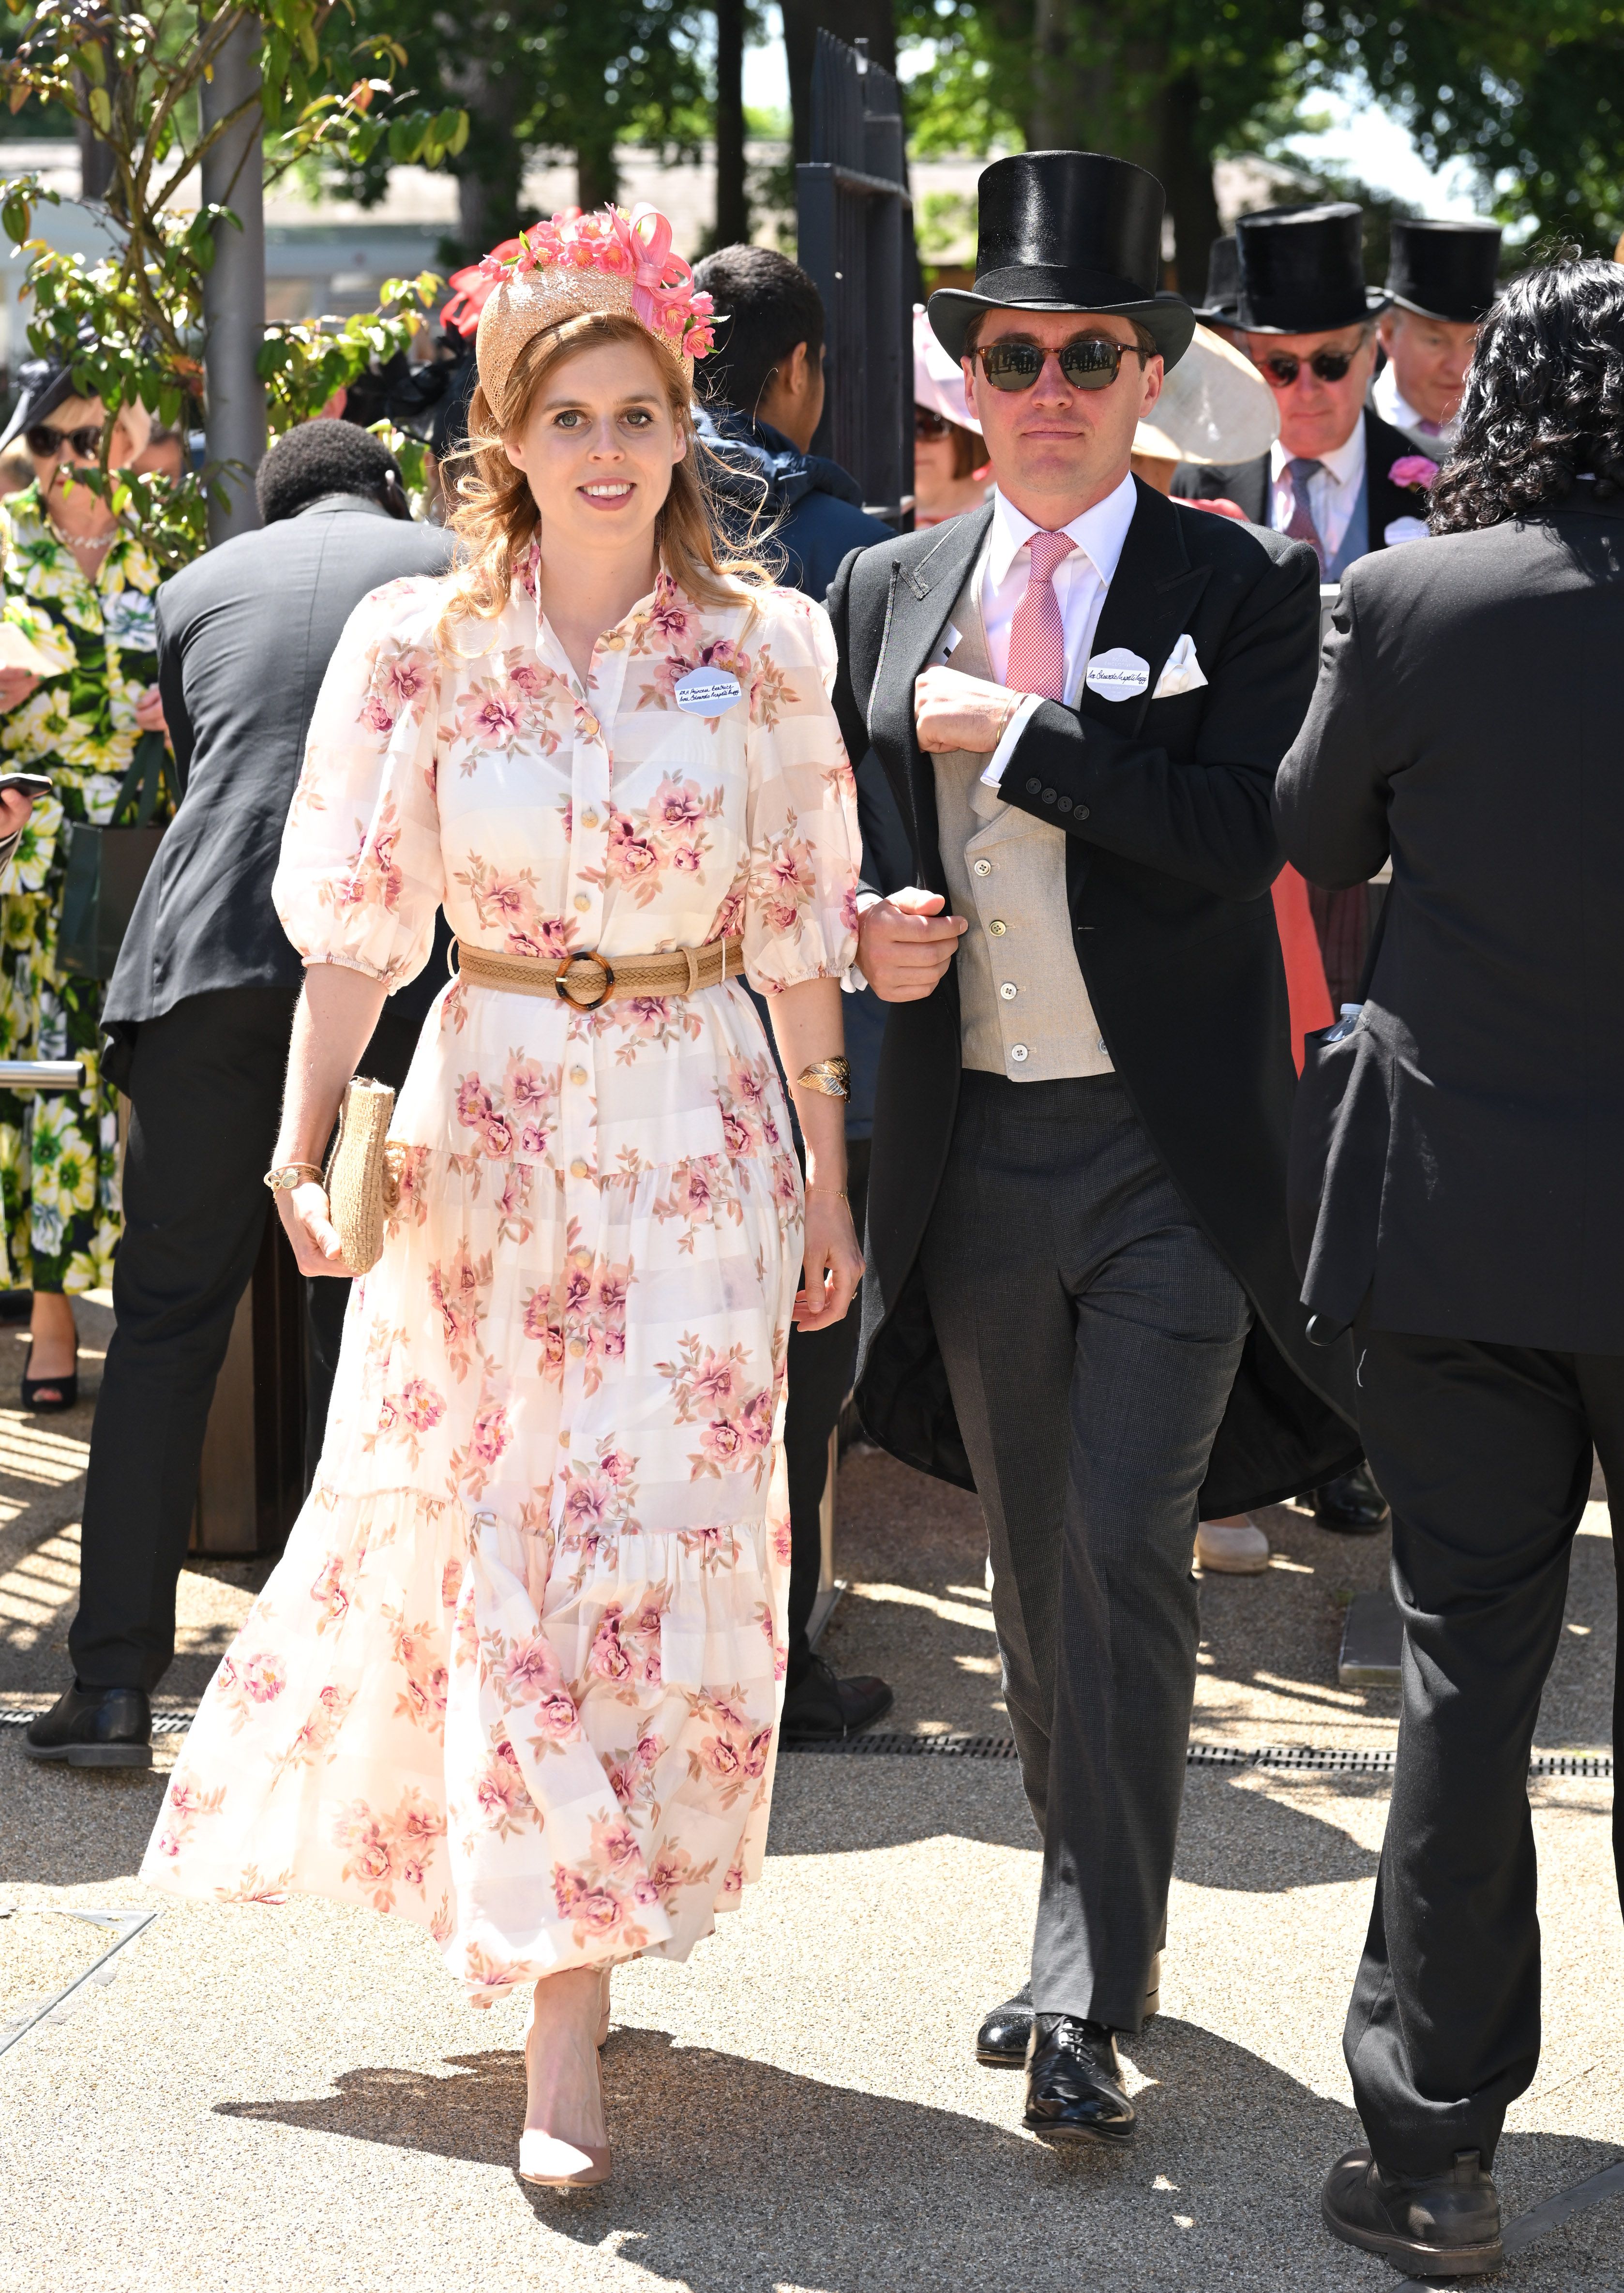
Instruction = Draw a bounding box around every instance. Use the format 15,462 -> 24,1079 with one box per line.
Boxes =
1276,255 -> 1624,2278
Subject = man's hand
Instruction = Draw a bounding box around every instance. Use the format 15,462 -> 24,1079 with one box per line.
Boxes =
857,886 -> 967,1003
915,664 -> 1021,756
0,669 -> 39,715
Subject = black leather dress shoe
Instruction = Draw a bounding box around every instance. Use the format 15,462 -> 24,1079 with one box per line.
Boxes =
1312,1461 -> 1391,1532
1322,2146 -> 1502,2277
977,1955 -> 1161,2065
779,1654 -> 893,1741
23,1684 -> 152,1769
1023,2016 -> 1136,2145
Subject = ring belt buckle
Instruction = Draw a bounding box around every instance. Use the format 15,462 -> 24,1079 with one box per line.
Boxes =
555,952 -> 616,1010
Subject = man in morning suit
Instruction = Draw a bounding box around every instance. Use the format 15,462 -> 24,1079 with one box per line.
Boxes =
25,421 -> 453,1768
1371,216 -> 1502,452
825,150 -> 1359,2144
1278,257 -> 1624,2280
1175,198 -> 1413,1539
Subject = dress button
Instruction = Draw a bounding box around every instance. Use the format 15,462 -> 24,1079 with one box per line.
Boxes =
568,1338 -> 586,1358
973,859 -> 992,877
573,893 -> 590,913
1057,794 -> 1073,813
570,1157 -> 589,1178
999,981 -> 1018,1001
570,1065 -> 587,1086
1025,777 -> 1041,794
581,810 -> 599,829
1010,1043 -> 1029,1063
989,919 -> 1007,937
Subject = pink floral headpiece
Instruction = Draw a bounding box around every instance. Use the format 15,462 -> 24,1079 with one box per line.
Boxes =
472,203 -> 716,407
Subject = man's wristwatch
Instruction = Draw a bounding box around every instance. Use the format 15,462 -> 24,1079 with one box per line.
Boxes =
263,1162 -> 324,1194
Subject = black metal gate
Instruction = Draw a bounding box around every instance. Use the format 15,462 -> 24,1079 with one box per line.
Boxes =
796,30 -> 914,528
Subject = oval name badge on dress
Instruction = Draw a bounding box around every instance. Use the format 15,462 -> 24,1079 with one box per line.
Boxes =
1084,647 -> 1150,701
674,666 -> 743,714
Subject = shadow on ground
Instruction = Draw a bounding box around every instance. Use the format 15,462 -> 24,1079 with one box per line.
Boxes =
218,2020 -> 1375,2289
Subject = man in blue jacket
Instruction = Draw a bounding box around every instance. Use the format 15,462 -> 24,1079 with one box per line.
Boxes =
692,244 -> 894,596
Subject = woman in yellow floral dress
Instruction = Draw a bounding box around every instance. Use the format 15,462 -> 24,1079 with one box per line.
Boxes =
141,206 -> 864,2188
0,376 -> 169,1406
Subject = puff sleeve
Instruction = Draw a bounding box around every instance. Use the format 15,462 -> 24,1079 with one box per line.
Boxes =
740,590 -> 861,994
272,578 -> 446,989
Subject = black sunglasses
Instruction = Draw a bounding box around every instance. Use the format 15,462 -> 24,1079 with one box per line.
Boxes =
973,336 -> 1150,393
915,406 -> 953,439
26,422 -> 103,460
1257,348 -> 1358,390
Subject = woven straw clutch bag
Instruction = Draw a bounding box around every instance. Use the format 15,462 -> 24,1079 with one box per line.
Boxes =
322,1077 -> 404,1276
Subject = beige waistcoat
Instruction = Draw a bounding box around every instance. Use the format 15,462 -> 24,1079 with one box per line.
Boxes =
932,564 -> 1113,1081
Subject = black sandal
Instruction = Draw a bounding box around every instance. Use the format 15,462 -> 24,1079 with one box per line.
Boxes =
21,1369 -> 77,1412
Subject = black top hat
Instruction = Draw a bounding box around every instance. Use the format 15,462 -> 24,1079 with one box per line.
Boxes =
1190,235 -> 1238,326
1385,218 -> 1501,324
1233,204 -> 1385,336
928,151 -> 1195,372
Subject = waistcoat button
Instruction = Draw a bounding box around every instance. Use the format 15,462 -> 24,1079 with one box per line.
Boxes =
1010,1043 -> 1029,1063
999,982 -> 1018,1001
973,859 -> 992,877
988,919 -> 1007,936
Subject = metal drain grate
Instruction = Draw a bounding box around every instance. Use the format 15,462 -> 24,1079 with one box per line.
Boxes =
0,1707 -> 1611,1779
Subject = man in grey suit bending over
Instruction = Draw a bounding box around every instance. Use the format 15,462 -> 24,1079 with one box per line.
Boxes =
826,150 -> 1359,2143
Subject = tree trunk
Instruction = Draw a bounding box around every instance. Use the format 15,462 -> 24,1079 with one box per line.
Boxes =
781,0 -> 896,167
714,0 -> 747,248
1158,73 -> 1221,295
575,135 -> 618,213
447,44 -> 523,261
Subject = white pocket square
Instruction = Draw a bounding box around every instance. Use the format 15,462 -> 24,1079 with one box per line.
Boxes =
1151,633 -> 1208,698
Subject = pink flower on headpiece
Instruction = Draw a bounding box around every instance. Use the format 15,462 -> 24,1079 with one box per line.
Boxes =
1390,454 -> 1440,492
473,202 -> 716,360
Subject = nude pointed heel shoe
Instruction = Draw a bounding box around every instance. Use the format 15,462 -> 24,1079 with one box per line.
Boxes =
518,2024 -> 612,2189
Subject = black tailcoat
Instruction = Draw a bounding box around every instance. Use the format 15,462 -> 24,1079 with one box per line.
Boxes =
1173,406 -> 1421,548
1277,495 -> 1624,1351
825,482 -> 1360,1514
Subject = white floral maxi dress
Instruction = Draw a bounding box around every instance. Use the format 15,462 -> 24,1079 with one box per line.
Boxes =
139,561 -> 859,2004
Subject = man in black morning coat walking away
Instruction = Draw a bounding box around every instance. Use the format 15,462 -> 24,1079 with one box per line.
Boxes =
1278,258 -> 1624,2280
824,150 -> 1359,2146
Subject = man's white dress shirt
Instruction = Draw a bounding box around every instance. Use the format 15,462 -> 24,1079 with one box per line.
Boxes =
977,473 -> 1138,787
1268,424 -> 1366,564
1371,359 -> 1458,446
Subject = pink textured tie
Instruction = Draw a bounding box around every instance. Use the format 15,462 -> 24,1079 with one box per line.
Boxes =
1005,530 -> 1075,701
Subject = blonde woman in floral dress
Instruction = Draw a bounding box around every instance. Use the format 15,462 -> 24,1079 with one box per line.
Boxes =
141,206 -> 864,2189
0,379 -> 169,1406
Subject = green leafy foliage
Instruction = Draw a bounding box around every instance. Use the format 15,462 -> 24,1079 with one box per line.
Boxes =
0,2 -> 466,570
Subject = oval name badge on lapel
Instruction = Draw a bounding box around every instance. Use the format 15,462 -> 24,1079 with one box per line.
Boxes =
674,666 -> 743,715
1083,647 -> 1150,702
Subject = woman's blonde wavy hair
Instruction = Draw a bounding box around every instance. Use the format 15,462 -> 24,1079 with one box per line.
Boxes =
439,308 -> 772,643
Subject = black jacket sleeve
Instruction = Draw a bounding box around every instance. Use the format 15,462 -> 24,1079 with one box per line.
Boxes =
991,539 -> 1318,900
1272,574 -> 1392,891
824,543 -> 877,782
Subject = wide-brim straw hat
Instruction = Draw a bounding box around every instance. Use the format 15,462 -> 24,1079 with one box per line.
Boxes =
1133,323 -> 1279,466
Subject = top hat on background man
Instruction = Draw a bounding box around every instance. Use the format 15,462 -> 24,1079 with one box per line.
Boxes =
1190,235 -> 1239,327
1232,204 -> 1387,336
1383,217 -> 1502,325
929,150 -> 1196,372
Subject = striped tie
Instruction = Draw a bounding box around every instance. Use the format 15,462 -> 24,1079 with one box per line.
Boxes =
1005,529 -> 1076,701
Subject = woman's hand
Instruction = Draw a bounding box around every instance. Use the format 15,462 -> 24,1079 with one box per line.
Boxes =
275,1179 -> 349,1276
134,683 -> 167,736
0,669 -> 39,714
0,789 -> 35,840
793,1186 -> 863,1332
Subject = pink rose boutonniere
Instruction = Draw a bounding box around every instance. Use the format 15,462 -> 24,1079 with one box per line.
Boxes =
1389,454 -> 1440,493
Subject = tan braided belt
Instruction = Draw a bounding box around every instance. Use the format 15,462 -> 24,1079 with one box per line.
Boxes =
452,934 -> 744,1011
